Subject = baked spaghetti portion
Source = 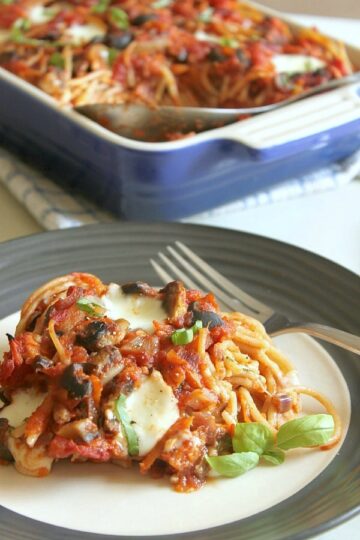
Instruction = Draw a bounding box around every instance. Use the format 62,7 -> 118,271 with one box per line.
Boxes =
0,274 -> 340,491
0,1 -> 355,110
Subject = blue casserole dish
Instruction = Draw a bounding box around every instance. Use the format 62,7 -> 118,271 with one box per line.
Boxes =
1,3 -> 360,221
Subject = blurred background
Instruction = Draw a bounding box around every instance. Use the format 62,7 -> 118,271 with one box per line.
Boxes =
262,1 -> 360,18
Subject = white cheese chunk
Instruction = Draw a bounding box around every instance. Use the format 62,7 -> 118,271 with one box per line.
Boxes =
272,54 -> 325,75
102,283 -> 167,332
195,30 -> 222,44
124,370 -> 179,456
8,436 -> 53,477
64,19 -> 106,46
0,388 -> 47,428
27,5 -> 56,24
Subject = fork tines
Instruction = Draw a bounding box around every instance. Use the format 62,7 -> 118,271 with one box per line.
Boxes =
150,241 -> 273,319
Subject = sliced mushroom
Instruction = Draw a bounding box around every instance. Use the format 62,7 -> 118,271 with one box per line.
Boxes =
76,319 -> 129,351
90,346 -> 124,385
161,281 -> 187,320
121,281 -> 158,296
53,403 -> 72,425
102,399 -> 121,435
188,302 -> 224,329
56,418 -> 99,443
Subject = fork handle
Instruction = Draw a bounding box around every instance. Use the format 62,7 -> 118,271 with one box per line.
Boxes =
270,322 -> 360,355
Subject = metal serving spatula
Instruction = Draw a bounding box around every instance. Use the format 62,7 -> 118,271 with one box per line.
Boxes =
76,73 -> 360,141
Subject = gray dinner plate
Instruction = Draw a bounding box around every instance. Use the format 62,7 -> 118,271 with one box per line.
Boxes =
0,222 -> 358,540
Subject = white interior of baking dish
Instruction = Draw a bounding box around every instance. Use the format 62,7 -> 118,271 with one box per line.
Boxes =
1,0 -> 360,152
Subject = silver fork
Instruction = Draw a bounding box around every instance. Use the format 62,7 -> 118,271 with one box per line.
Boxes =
150,241 -> 360,355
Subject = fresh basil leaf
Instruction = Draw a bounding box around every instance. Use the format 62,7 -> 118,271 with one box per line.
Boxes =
76,296 -> 105,317
1,0 -> 14,5
109,7 -> 129,30
232,422 -> 274,455
277,414 -> 335,450
262,448 -> 285,465
115,394 -> 139,457
206,452 -> 259,477
92,0 -> 111,14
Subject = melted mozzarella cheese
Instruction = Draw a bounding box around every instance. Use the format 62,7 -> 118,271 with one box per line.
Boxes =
102,283 -> 167,332
64,18 -> 106,45
0,389 -> 47,428
272,54 -> 325,75
8,437 -> 53,477
27,5 -> 56,24
195,30 -> 222,44
124,370 -> 179,456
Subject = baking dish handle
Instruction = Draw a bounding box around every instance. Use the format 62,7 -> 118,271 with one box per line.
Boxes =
223,82 -> 360,156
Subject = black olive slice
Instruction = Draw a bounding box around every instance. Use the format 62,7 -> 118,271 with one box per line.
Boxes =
131,13 -> 157,26
188,302 -> 224,329
106,31 -> 134,50
61,364 -> 92,398
33,356 -> 53,372
208,48 -> 227,62
76,321 -> 108,350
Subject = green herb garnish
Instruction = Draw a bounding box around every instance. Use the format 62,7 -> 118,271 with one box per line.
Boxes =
13,18 -> 31,32
109,7 -> 129,30
171,328 -> 193,345
1,0 -> 14,5
171,320 -> 203,345
115,394 -> 139,456
108,48 -> 119,65
262,448 -> 285,465
219,37 -> 238,48
206,415 -> 335,477
9,18 -> 48,46
206,452 -> 259,477
276,414 -> 335,450
232,422 -> 274,455
49,52 -> 65,69
76,296 -> 105,317
92,0 -> 111,14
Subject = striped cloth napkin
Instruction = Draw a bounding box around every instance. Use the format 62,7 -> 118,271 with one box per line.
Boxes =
0,146 -> 360,230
